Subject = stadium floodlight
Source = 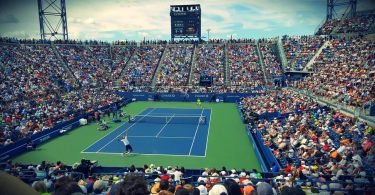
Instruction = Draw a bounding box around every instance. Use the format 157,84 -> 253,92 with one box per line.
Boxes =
326,0 -> 357,21
207,29 -> 211,42
38,0 -> 69,41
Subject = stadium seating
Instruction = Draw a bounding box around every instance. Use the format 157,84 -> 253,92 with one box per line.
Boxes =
258,40 -> 283,79
191,44 -> 225,92
2,157 -> 374,194
240,89 -> 319,120
155,45 -> 194,92
0,44 -> 77,102
282,35 -> 326,71
317,12 -> 375,35
240,89 -> 375,189
1,30 -> 375,194
111,46 -> 136,79
296,37 -> 375,108
56,45 -> 113,87
0,87 -> 122,146
227,43 -> 265,92
118,45 -> 165,92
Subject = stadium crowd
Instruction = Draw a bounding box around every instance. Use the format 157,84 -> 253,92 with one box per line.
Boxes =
227,43 -> 265,92
254,108 -> 374,193
109,46 -> 135,80
240,89 -> 375,193
0,88 -> 122,147
282,35 -> 326,71
258,40 -> 283,79
317,12 -> 375,35
119,45 -> 165,92
239,89 -> 319,122
295,37 -> 375,108
56,45 -> 113,87
0,44 -> 78,103
1,17 -> 375,193
155,45 -> 194,92
316,19 -> 340,35
192,44 -> 225,92
2,154 -> 374,194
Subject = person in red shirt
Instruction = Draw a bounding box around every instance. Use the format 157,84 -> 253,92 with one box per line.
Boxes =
5,116 -> 11,124
323,141 -> 330,152
160,170 -> 170,181
284,163 -> 292,175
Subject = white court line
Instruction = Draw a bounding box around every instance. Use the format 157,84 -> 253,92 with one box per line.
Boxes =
155,114 -> 175,137
152,108 -> 206,110
188,108 -> 204,155
204,109 -> 212,156
81,151 -> 206,157
158,136 -> 193,139
149,113 -> 205,116
95,108 -> 156,153
127,135 -> 193,139
80,108 -> 147,153
127,135 -> 156,138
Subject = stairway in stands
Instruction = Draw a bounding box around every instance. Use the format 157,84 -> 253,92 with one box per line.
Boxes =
50,43 -> 81,87
224,43 -> 230,87
150,44 -> 168,89
117,47 -> 138,84
255,40 -> 269,85
188,44 -> 198,86
303,40 -> 331,72
276,39 -> 288,72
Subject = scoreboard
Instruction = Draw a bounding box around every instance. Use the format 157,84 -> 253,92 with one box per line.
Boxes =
170,4 -> 201,40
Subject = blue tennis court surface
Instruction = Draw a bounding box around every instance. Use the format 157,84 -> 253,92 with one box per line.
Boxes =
82,108 -> 211,156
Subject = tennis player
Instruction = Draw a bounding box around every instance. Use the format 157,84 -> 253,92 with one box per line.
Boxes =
119,130 -> 132,155
196,98 -> 202,108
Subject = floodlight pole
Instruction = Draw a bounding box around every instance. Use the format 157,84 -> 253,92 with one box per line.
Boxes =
326,0 -> 357,20
38,0 -> 69,41
207,29 -> 211,42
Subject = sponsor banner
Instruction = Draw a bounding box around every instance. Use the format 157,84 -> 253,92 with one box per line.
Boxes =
223,93 -> 254,102
118,92 -> 257,102
118,92 -> 149,101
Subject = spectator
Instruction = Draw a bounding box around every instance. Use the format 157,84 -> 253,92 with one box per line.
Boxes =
259,39 -> 283,79
115,175 -> 149,195
32,180 -> 52,195
93,179 -> 107,195
119,45 -> 165,92
208,184 -> 228,195
282,35 -> 325,71
192,44 -> 225,93
156,45 -> 194,93
223,179 -> 241,195
296,37 -> 374,108
227,42 -> 265,93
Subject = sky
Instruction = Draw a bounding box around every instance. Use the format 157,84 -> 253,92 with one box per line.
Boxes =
0,0 -> 374,41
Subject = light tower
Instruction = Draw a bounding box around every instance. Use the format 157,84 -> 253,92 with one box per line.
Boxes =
206,28 -> 211,42
38,0 -> 69,41
326,0 -> 357,20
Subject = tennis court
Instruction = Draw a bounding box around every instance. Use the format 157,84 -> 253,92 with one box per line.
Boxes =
13,102 -> 261,170
82,108 -> 211,156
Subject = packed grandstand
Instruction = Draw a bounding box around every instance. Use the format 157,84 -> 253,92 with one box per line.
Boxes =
0,8 -> 375,195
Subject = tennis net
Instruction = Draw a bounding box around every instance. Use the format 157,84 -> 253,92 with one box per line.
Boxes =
129,115 -> 206,124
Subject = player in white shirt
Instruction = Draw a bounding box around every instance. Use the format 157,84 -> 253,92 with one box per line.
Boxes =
119,131 -> 133,155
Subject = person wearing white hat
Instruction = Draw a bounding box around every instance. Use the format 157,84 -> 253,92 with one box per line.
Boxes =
197,185 -> 208,195
208,184 -> 227,195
